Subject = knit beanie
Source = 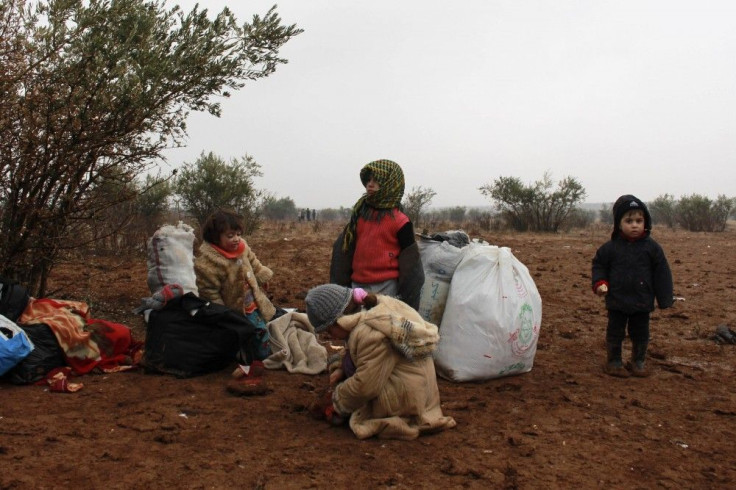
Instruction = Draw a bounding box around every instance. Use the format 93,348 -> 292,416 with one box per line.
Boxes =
305,284 -> 353,333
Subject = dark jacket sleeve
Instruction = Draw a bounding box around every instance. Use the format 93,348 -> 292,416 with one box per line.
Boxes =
398,241 -> 424,311
329,228 -> 353,286
591,242 -> 611,289
652,242 -> 674,309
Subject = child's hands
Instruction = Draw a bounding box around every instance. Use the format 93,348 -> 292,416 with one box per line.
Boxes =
596,284 -> 608,296
308,387 -> 334,419
308,387 -> 346,425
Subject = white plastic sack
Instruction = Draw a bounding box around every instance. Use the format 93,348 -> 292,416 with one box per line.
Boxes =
434,244 -> 542,382
145,222 -> 198,296
416,237 -> 466,326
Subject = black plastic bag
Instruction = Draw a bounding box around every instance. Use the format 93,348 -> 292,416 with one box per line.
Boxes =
143,293 -> 259,378
5,323 -> 66,385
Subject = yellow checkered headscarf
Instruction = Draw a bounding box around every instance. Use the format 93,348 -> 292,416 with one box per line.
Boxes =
342,159 -> 405,251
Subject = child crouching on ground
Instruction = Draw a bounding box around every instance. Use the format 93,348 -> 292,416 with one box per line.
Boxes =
305,283 -> 456,440
592,195 -> 674,378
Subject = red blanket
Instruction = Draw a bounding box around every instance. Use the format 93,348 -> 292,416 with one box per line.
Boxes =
19,298 -> 143,375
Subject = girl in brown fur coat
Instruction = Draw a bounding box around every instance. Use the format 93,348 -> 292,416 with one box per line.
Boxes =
194,209 -> 276,363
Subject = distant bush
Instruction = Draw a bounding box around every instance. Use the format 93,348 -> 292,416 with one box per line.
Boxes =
676,194 -> 734,232
561,208 -> 596,231
263,196 -> 297,221
598,203 -> 614,225
175,151 -> 264,233
479,171 -> 586,232
402,186 -> 437,229
317,207 -> 351,222
649,194 -> 677,229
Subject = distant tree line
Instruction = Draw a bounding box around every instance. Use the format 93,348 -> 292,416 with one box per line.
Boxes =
599,194 -> 736,232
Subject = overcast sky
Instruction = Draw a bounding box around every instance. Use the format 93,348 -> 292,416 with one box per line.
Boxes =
165,1 -> 736,209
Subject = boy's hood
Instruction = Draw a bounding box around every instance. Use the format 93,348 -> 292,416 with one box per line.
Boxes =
612,195 -> 652,239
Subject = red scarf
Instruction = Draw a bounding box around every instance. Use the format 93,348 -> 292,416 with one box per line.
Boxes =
211,240 -> 246,259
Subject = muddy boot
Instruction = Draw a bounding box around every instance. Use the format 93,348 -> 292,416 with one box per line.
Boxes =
603,342 -> 630,378
627,342 -> 651,377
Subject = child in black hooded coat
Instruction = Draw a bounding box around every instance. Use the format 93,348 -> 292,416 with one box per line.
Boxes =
592,195 -> 674,377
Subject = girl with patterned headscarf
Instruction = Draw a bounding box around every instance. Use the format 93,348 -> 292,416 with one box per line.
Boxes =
329,159 -> 424,310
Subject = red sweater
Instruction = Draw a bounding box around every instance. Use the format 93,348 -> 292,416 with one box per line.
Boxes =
351,210 -> 409,284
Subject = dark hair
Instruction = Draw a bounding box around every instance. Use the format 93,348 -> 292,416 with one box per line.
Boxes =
360,169 -> 374,187
201,208 -> 244,244
362,294 -> 379,310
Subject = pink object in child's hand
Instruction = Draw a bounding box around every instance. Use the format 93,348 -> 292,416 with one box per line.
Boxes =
352,288 -> 368,304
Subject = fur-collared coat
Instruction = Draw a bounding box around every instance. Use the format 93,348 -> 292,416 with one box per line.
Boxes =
194,241 -> 276,321
331,295 -> 456,440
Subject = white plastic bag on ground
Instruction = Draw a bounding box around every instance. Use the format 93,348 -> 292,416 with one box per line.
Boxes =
434,243 -> 542,382
145,222 -> 198,296
416,236 -> 466,326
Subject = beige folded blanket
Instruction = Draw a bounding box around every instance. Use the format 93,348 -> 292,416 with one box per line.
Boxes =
264,311 -> 327,375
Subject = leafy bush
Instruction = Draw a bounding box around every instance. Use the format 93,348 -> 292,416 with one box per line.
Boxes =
561,208 -> 596,231
175,152 -> 264,233
677,194 -> 735,232
649,194 -> 677,229
263,196 -> 297,221
479,171 -> 586,232
402,186 -> 437,229
598,203 -> 614,225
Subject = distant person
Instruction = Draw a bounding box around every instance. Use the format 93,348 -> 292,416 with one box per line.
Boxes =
194,208 -> 276,394
330,159 -> 423,310
592,195 -> 674,377
305,284 -> 456,439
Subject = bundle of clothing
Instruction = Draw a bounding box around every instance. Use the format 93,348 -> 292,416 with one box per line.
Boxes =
18,297 -> 142,377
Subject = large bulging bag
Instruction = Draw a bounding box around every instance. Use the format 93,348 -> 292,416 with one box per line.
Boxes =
0,314 -> 34,376
146,222 -> 198,295
144,293 -> 259,378
416,237 -> 466,326
434,244 -> 542,382
5,323 -> 66,384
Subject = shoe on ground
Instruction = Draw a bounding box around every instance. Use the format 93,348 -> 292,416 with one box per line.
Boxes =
603,362 -> 630,378
626,361 -> 651,378
231,360 -> 266,379
226,377 -> 270,396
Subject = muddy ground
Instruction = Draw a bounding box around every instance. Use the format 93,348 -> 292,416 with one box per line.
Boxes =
1,221 -> 735,489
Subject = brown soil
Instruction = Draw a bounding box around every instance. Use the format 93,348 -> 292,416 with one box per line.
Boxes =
2,222 -> 735,489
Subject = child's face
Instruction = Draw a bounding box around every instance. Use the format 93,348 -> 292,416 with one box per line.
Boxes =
619,210 -> 645,239
365,176 -> 380,196
217,228 -> 242,252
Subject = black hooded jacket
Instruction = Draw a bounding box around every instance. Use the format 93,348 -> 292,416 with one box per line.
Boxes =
592,195 -> 674,314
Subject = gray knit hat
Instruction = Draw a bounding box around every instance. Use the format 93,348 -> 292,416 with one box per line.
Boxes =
305,284 -> 352,333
